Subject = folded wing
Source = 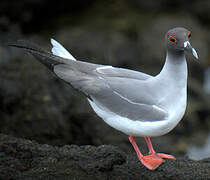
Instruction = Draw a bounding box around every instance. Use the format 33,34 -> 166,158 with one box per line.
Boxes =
9,39 -> 168,121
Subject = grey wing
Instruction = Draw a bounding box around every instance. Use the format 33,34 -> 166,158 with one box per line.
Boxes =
10,40 -> 167,121
54,64 -> 168,121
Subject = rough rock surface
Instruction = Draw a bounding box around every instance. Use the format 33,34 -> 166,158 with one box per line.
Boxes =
0,134 -> 209,180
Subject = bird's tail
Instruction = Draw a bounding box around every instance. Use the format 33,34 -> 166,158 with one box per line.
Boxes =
50,38 -> 77,60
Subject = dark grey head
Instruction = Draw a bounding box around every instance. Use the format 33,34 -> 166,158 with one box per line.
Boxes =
165,27 -> 198,59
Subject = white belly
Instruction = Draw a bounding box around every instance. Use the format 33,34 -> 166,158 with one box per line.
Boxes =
88,99 -> 186,137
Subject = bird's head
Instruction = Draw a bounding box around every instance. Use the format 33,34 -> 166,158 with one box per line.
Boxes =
166,27 -> 198,59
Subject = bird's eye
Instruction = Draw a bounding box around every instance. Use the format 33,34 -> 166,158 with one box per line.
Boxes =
168,36 -> 177,44
188,32 -> 191,39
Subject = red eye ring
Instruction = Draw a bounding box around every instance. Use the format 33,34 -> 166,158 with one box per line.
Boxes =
168,36 -> 177,44
188,32 -> 191,39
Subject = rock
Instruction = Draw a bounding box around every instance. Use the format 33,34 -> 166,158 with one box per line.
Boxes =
0,134 -> 209,180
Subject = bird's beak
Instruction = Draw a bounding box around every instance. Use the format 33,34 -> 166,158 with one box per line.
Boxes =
184,41 -> 198,59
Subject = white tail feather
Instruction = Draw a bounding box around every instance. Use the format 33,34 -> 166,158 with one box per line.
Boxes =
50,38 -> 76,61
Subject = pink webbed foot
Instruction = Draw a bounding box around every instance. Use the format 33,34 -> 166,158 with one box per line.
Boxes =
144,137 -> 176,161
157,153 -> 176,160
129,136 -> 175,170
140,153 -> 164,170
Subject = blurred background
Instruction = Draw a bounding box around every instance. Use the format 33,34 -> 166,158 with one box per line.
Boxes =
0,0 -> 210,160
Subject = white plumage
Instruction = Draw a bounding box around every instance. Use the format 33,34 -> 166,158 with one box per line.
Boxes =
51,38 -> 76,60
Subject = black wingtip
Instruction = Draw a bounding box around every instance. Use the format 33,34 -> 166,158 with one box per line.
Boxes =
8,40 -> 28,47
8,39 -> 64,71
7,40 -> 21,48
8,40 -> 46,53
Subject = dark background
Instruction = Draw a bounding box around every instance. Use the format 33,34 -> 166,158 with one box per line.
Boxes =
0,0 -> 210,159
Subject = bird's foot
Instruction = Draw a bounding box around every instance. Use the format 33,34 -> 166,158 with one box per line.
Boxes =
140,153 -> 164,170
157,153 -> 176,160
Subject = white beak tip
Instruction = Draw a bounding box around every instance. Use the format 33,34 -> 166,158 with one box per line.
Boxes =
192,48 -> 198,59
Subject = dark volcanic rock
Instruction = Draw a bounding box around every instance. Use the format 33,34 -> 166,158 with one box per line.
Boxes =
0,134 -> 209,180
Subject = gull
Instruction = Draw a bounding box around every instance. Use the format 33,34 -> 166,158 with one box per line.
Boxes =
9,27 -> 198,170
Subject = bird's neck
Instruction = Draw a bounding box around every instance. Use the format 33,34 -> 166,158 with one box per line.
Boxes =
158,50 -> 188,87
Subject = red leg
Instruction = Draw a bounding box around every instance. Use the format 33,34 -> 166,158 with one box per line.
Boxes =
144,137 -> 176,160
129,136 -> 143,159
144,137 -> 155,154
129,136 -> 163,170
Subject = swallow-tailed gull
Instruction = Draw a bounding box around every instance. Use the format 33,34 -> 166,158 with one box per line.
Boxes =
9,27 -> 198,170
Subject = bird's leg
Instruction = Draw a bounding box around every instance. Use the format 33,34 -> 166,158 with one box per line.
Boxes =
144,137 -> 175,160
144,137 -> 156,154
129,136 -> 143,159
129,136 -> 163,170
